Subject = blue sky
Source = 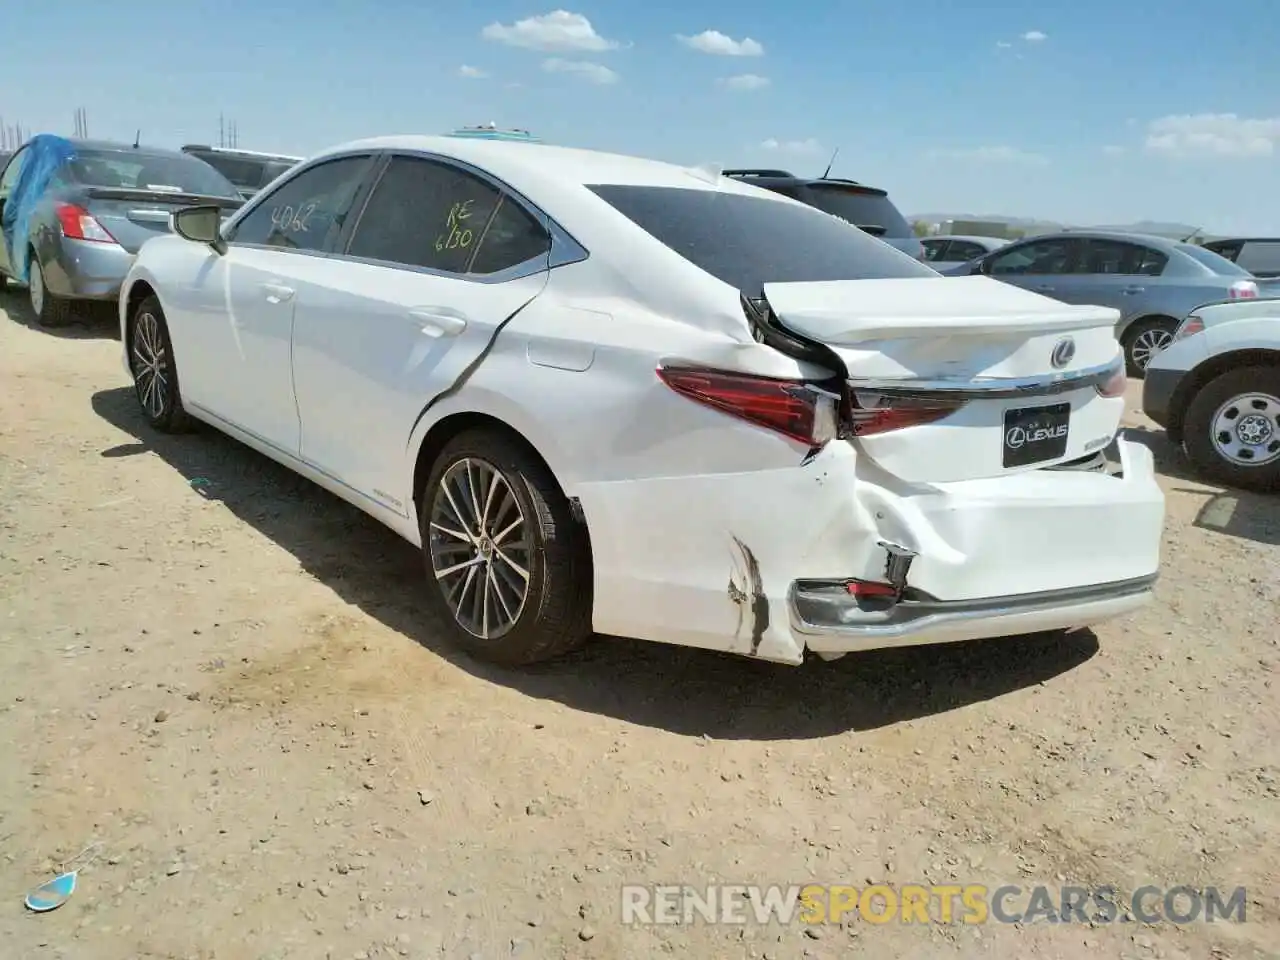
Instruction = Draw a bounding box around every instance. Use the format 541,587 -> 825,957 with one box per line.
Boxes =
6,0 -> 1280,232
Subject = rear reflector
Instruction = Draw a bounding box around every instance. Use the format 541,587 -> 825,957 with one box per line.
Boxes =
1095,365 -> 1127,398
1175,315 -> 1205,341
55,203 -> 116,243
846,390 -> 963,436
845,579 -> 898,598
657,366 -> 838,446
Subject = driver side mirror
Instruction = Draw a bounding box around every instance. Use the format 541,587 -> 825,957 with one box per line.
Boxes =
172,205 -> 226,254
971,258 -> 990,276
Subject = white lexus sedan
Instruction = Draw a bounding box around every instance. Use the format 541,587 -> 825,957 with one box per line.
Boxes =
118,136 -> 1166,666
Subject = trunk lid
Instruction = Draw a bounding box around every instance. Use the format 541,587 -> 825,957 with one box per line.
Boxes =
761,275 -> 1126,483
84,188 -> 242,253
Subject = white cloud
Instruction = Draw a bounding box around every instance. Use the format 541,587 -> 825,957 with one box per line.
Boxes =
482,11 -> 619,53
996,40 -> 1013,49
1144,113 -> 1280,158
458,65 -> 488,79
542,58 -> 619,85
1102,144 -> 1126,156
677,29 -> 764,56
761,137 -> 822,155
1022,30 -> 1047,42
928,145 -> 1048,164
719,73 -> 770,91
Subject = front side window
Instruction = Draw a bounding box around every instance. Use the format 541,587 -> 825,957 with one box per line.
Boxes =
345,156 -> 550,275
948,241 -> 987,262
921,239 -> 949,262
587,184 -> 935,296
988,237 -> 1078,276
0,146 -> 30,198
229,156 -> 373,252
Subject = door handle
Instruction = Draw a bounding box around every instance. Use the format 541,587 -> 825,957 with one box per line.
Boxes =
410,307 -> 468,338
1035,284 -> 1056,292
261,282 -> 295,304
1122,286 -> 1145,294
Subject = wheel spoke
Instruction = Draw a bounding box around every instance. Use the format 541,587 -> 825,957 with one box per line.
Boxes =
493,545 -> 529,583
435,555 -> 484,580
429,521 -> 472,543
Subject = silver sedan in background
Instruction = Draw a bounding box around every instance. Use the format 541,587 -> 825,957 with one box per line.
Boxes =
940,231 -> 1275,374
0,138 -> 243,327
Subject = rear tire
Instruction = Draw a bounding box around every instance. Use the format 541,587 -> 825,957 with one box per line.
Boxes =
1182,365 -> 1280,493
128,295 -> 192,433
28,254 -> 72,328
1122,317 -> 1177,377
419,429 -> 592,666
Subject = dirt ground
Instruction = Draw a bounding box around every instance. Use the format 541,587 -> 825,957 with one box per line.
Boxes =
0,293 -> 1276,960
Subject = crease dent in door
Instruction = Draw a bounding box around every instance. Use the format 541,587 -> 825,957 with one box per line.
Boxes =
405,294 -> 539,445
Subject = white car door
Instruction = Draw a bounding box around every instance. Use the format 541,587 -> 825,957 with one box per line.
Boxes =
289,155 -> 553,515
176,153 -> 378,455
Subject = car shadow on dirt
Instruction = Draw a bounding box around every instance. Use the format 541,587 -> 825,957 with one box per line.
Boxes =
0,288 -> 120,339
91,385 -> 1100,740
1123,426 -> 1279,547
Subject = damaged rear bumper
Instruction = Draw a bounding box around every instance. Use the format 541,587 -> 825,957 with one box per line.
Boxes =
790,573 -> 1156,654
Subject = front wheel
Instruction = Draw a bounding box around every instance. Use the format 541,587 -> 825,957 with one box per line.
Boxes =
128,296 -> 192,433
1182,365 -> 1280,492
419,430 -> 592,666
1122,317 -> 1177,376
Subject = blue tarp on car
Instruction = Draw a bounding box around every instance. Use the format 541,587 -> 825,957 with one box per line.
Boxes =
1,134 -> 76,285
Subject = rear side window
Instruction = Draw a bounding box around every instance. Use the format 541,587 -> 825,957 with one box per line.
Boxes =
345,156 -> 551,275
802,184 -> 912,239
948,240 -> 989,262
921,239 -> 949,262
230,155 -> 373,252
586,185 -> 934,296
1077,240 -> 1167,276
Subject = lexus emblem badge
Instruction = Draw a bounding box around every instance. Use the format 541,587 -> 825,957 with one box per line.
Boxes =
1050,337 -> 1076,369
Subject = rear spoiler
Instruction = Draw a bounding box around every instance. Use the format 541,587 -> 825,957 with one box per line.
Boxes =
86,187 -> 244,210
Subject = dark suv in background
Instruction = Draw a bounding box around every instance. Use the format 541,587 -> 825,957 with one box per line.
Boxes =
724,169 -> 923,260
181,145 -> 301,200
1200,237 -> 1280,278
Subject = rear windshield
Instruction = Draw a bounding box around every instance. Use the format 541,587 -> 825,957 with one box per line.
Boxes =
587,185 -> 935,296
67,149 -> 241,198
801,184 -> 913,238
187,150 -> 295,192
1176,243 -> 1253,278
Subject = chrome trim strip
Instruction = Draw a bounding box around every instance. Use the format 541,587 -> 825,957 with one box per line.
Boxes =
849,358 -> 1122,400
789,573 -> 1158,640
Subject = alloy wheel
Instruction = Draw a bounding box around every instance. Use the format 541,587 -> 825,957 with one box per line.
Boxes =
428,457 -> 532,640
131,311 -> 170,419
28,262 -> 44,317
1210,391 -> 1280,467
1130,327 -> 1174,371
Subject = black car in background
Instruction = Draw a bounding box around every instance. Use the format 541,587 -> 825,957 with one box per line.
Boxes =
181,145 -> 301,200
1200,237 -> 1280,278
723,168 -> 924,260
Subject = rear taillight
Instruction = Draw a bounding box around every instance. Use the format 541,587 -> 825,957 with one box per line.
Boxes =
55,203 -> 116,243
846,390 -> 963,436
1175,315 -> 1205,341
1095,365 -> 1128,398
657,366 -> 839,446
1229,280 -> 1258,300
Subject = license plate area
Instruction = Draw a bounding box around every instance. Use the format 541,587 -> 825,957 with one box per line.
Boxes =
1003,402 -> 1070,468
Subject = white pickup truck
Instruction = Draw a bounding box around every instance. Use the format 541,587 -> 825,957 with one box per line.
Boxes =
1143,297 -> 1280,491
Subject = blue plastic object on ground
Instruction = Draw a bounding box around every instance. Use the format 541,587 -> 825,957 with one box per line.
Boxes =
0,133 -> 77,284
